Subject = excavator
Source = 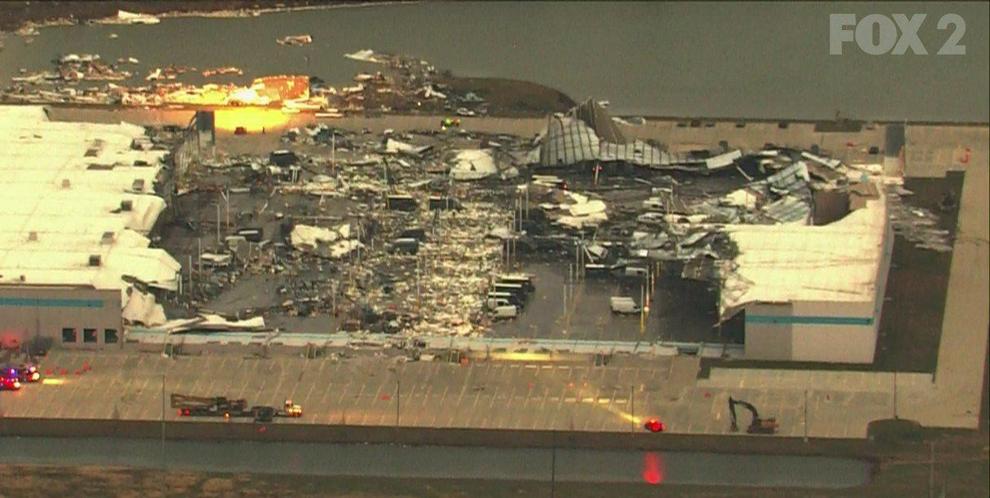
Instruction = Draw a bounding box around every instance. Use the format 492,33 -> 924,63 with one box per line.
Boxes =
728,397 -> 779,434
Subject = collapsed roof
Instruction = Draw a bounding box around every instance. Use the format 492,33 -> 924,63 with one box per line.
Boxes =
719,181 -> 887,319
537,98 -> 741,171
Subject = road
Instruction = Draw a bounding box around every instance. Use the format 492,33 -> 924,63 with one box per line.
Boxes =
0,436 -> 870,489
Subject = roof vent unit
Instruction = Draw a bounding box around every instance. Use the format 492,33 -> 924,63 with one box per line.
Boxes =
61,179 -> 71,189
120,199 -> 133,211
27,231 -> 38,242
101,232 -> 115,244
88,254 -> 102,267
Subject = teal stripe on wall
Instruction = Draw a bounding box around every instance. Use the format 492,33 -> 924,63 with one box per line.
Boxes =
746,315 -> 873,326
0,297 -> 104,308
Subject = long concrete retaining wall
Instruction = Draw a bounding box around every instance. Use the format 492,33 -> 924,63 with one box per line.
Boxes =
0,416 -> 871,458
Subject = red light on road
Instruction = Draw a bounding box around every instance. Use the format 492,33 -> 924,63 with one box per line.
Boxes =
642,452 -> 665,485
644,418 -> 665,433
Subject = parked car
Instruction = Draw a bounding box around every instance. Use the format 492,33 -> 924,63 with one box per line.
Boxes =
609,296 -> 640,314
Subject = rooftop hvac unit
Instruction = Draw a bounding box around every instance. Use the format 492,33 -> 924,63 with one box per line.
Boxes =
120,199 -> 133,211
101,232 -> 115,244
61,179 -> 71,189
88,255 -> 102,267
27,231 -> 38,241
131,179 -> 145,192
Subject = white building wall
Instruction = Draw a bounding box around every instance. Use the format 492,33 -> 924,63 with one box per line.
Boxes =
744,300 -> 878,363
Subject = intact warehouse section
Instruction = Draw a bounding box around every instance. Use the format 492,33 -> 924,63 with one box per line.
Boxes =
0,106 -> 178,350
720,186 -> 893,363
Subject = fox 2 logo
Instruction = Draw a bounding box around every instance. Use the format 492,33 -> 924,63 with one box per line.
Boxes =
830,13 -> 966,55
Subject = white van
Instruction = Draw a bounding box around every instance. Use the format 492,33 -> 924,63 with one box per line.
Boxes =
609,297 -> 640,314
485,297 -> 513,310
491,305 -> 518,320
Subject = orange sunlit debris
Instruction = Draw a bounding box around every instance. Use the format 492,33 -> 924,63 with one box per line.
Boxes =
214,107 -> 292,133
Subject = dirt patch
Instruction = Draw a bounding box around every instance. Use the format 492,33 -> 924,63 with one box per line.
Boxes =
442,76 -> 575,117
874,172 -> 965,373
0,1 -> 328,32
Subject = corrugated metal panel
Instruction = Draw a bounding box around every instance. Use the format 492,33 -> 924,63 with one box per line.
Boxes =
599,140 -> 671,167
766,161 -> 811,195
573,98 -> 627,144
763,196 -> 811,224
539,115 -> 600,167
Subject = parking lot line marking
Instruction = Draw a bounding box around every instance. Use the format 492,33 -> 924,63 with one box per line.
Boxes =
431,385 -> 450,426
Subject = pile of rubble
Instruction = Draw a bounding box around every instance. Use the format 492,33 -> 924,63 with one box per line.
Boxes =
161,123 -> 526,337
886,185 -> 954,253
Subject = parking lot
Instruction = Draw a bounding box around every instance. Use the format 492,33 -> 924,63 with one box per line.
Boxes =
1,349 -> 903,439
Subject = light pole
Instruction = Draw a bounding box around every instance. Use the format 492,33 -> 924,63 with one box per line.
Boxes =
630,385 -> 635,433
215,202 -> 221,245
395,376 -> 401,426
160,373 -> 166,490
928,441 -> 936,498
639,280 -> 648,336
550,429 -> 557,498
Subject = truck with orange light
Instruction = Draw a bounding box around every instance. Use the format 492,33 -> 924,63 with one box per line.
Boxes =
171,393 -> 250,418
171,393 -> 302,422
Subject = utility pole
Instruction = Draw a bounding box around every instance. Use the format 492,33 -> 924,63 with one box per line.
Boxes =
187,254 -> 193,298
524,185 -> 529,220
928,441 -> 935,498
893,370 -> 898,419
395,377 -> 401,426
562,282 -> 567,317
574,243 -> 579,282
640,280 -> 646,336
215,203 -> 221,245
220,189 -> 229,232
160,373 -> 166,490
630,385 -> 635,433
550,429 -> 557,498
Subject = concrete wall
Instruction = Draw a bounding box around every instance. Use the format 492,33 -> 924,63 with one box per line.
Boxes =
744,300 -> 878,364
0,417 -> 870,456
0,285 -> 122,350
743,302 -> 794,361
788,301 -> 877,363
